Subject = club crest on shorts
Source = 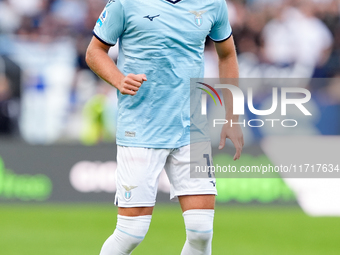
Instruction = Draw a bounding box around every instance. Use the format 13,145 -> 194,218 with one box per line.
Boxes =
189,10 -> 207,27
122,185 -> 138,201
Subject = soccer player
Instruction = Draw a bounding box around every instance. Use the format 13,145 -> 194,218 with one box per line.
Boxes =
86,0 -> 243,254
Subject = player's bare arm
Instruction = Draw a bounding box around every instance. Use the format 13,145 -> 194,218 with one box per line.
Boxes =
215,36 -> 244,160
86,37 -> 147,96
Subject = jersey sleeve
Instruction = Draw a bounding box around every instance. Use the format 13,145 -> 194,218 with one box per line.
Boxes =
208,0 -> 232,42
93,0 -> 125,46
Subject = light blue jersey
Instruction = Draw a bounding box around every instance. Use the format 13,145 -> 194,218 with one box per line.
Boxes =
93,0 -> 232,148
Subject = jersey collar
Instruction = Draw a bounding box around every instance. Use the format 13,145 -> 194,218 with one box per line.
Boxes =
163,0 -> 183,4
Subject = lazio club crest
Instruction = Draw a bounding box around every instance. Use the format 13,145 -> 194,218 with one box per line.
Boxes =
189,10 -> 207,27
122,185 -> 138,201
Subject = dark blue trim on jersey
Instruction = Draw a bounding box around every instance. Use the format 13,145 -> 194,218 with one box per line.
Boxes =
209,32 -> 233,43
164,0 -> 183,4
92,31 -> 116,46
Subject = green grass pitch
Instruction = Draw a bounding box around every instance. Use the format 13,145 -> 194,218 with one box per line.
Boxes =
0,204 -> 339,255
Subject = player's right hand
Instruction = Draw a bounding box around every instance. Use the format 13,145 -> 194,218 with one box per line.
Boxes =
219,124 -> 244,161
119,73 -> 147,96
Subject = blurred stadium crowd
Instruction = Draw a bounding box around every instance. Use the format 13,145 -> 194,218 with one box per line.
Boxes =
0,0 -> 340,144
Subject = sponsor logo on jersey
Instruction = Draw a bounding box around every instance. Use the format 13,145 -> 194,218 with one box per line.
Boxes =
96,9 -> 108,27
123,185 -> 138,201
143,14 -> 160,21
189,10 -> 207,27
125,131 -> 136,137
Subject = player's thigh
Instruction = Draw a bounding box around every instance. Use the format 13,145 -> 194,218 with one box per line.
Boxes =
118,207 -> 154,216
115,146 -> 169,214
165,141 -> 217,205
179,194 -> 215,212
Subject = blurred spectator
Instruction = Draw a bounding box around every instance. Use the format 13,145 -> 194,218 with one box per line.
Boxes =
263,2 -> 333,68
0,0 -> 22,34
0,55 -> 21,135
7,0 -> 44,17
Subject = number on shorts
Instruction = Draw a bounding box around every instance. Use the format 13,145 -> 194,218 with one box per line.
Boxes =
203,154 -> 214,178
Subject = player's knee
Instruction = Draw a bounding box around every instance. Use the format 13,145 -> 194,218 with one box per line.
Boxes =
112,215 -> 151,253
183,209 -> 214,250
116,214 -> 151,237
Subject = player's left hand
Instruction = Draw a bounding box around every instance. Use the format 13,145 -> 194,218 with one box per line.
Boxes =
218,124 -> 244,161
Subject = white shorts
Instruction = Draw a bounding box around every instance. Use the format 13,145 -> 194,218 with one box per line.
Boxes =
114,141 -> 217,207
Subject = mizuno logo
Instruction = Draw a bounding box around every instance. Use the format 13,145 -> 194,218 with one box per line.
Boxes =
144,15 -> 160,21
